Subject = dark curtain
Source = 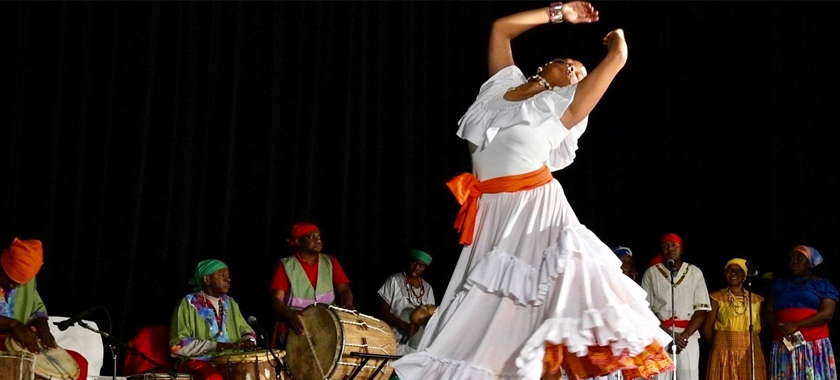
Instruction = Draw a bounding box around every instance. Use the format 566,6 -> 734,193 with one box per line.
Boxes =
2,1 -> 840,375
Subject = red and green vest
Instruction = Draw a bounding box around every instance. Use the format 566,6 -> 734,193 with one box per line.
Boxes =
281,254 -> 336,309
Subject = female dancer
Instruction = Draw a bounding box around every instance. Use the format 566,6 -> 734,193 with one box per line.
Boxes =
392,3 -> 672,380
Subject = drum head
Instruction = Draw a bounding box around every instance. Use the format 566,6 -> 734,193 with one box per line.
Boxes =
5,338 -> 80,380
286,305 -> 342,380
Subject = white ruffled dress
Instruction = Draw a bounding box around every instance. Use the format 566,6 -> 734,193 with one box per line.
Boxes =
391,66 -> 672,380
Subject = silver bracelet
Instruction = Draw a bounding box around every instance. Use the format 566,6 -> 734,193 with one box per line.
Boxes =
549,2 -> 564,24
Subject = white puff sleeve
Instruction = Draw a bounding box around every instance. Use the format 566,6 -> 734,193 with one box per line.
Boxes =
455,66 -> 588,171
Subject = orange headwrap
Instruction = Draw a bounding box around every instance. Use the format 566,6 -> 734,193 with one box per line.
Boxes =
0,238 -> 44,284
289,223 -> 320,240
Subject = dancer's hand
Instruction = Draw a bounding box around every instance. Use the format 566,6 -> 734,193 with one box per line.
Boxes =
562,2 -> 600,24
603,29 -> 628,58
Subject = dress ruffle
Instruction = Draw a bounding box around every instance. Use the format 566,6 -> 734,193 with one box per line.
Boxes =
465,245 -> 561,307
455,65 -> 588,172
394,221 -> 673,379
394,350 -> 519,380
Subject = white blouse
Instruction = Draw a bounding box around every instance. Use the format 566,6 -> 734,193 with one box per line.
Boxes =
456,65 -> 589,181
378,273 -> 436,354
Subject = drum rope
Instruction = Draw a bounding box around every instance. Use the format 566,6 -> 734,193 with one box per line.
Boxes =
340,321 -> 389,335
342,343 -> 391,354
338,361 -> 381,370
328,306 -> 380,322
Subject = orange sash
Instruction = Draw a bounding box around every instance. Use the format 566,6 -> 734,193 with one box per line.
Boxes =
446,166 -> 553,245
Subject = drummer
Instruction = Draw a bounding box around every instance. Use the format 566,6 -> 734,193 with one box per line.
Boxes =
377,249 -> 436,355
270,223 -> 354,346
0,238 -> 87,380
169,259 -> 257,380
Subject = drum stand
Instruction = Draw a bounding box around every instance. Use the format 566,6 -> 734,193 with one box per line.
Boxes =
346,353 -> 401,380
76,320 -> 179,379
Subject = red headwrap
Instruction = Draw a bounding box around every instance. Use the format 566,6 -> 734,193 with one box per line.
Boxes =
660,233 -> 683,247
289,223 -> 320,240
0,238 -> 44,284
648,233 -> 683,267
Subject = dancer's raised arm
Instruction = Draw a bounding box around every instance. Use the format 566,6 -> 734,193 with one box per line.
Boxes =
488,2 -> 599,76
560,29 -> 627,128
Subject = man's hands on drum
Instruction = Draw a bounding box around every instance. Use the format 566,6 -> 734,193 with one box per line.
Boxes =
32,325 -> 58,349
406,322 -> 420,338
217,339 -> 259,352
11,321 -> 41,353
289,310 -> 307,336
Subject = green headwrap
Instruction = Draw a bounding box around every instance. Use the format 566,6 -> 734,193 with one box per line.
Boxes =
189,259 -> 228,291
410,249 -> 432,266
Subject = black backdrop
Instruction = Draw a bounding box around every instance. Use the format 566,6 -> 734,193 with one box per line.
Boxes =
3,1 -> 840,375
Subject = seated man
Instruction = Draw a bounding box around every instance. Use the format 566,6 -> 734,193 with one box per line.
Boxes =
170,259 -> 257,380
0,238 -> 87,379
270,223 -> 353,346
378,249 -> 435,355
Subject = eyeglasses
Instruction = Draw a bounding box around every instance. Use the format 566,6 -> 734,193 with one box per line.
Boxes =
724,268 -> 745,275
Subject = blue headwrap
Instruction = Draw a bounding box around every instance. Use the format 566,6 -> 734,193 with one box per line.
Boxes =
611,246 -> 633,258
793,245 -> 823,267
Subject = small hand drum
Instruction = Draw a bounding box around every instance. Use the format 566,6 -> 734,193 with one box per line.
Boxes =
0,351 -> 35,380
409,305 -> 437,325
5,337 -> 80,380
212,349 -> 285,380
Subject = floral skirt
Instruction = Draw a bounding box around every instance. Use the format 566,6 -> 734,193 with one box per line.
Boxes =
770,338 -> 836,380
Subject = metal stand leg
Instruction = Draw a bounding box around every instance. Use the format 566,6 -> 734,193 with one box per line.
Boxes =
346,353 -> 403,380
347,357 -> 371,380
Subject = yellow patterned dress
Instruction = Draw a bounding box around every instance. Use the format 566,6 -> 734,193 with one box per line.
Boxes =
707,289 -> 766,380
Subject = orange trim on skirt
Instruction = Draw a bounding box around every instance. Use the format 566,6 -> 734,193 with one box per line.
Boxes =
543,341 -> 674,380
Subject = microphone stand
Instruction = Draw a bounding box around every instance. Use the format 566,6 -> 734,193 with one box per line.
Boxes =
253,326 -> 286,376
669,265 -> 678,380
746,275 -> 756,380
75,321 -> 178,379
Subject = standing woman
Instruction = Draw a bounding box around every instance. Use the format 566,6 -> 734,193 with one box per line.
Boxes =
702,258 -> 767,380
767,246 -> 838,380
392,3 -> 672,380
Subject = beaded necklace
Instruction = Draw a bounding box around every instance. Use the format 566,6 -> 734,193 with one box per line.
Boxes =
726,288 -> 748,317
403,273 -> 426,307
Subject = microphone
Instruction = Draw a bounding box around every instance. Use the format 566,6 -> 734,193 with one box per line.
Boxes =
247,316 -> 268,341
54,306 -> 99,331
666,259 -> 677,272
745,261 -> 759,277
